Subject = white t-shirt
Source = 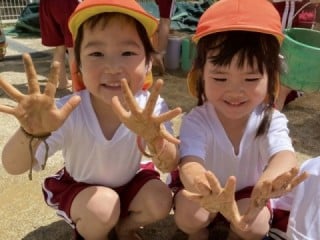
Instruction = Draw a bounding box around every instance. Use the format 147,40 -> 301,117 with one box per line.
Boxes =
179,102 -> 294,191
272,157 -> 320,240
35,89 -> 172,187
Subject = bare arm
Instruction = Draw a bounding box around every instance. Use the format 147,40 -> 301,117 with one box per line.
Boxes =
243,150 -> 308,223
112,78 -> 182,173
2,128 -> 40,175
257,150 -> 298,184
0,53 -> 80,175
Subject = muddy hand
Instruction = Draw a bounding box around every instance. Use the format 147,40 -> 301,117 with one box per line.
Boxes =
0,53 -> 80,135
184,171 -> 244,229
244,167 -> 309,224
112,78 -> 181,144
253,167 -> 309,207
269,167 -> 309,197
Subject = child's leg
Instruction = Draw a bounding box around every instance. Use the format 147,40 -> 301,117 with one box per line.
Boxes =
52,45 -> 72,89
116,179 -> 172,240
70,186 -> 121,240
42,168 -> 120,239
174,190 -> 212,240
229,198 -> 271,240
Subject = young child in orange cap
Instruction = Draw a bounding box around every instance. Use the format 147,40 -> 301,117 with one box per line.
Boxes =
0,0 -> 182,239
170,0 -> 307,239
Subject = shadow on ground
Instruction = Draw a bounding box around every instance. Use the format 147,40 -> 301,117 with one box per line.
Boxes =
21,216 -> 188,240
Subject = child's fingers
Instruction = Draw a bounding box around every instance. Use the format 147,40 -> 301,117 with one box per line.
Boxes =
272,171 -> 293,191
194,175 -> 212,195
196,181 -> 212,196
120,78 -> 140,115
59,95 -> 81,120
44,61 -> 60,98
111,96 -> 130,122
155,107 -> 182,124
276,167 -> 303,191
22,53 -> 40,94
289,166 -> 299,176
290,171 -> 309,189
205,171 -> 222,195
160,128 -> 180,144
182,190 -> 203,203
144,79 -> 163,116
224,176 -> 237,196
0,76 -> 24,101
0,104 -> 16,115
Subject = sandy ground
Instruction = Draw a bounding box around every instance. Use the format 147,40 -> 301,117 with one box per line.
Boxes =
0,35 -> 320,240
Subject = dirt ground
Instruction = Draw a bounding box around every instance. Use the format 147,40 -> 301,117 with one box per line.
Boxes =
0,35 -> 320,240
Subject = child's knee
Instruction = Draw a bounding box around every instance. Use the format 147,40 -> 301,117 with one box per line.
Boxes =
72,186 -> 121,230
147,183 -> 173,220
134,179 -> 173,221
231,202 -> 270,239
174,191 -> 211,233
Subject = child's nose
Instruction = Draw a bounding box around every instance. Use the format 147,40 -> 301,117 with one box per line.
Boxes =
227,80 -> 244,93
104,57 -> 122,74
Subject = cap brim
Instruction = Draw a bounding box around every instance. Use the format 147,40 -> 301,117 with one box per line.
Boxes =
193,26 -> 284,44
69,5 -> 158,39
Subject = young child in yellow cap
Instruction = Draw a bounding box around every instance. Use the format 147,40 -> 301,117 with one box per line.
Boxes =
169,0 -> 307,239
0,0 -> 182,239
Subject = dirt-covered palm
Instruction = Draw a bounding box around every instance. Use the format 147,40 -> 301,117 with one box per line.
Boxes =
184,171 -> 245,229
0,53 -> 81,135
112,78 -> 181,144
244,167 -> 309,224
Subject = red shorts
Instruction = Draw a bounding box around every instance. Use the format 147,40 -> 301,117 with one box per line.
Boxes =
155,0 -> 176,18
39,0 -> 79,47
42,162 -> 160,227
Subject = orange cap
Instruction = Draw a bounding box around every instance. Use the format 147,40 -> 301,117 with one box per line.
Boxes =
188,0 -> 284,97
193,0 -> 284,43
69,0 -> 158,39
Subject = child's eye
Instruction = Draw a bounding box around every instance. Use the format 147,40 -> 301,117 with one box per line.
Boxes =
122,51 -> 136,56
89,52 -> 103,57
213,78 -> 226,82
245,78 -> 260,82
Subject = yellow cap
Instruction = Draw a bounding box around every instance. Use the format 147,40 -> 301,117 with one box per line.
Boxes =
69,0 -> 158,39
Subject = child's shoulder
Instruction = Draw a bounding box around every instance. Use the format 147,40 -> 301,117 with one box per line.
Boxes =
183,103 -> 214,125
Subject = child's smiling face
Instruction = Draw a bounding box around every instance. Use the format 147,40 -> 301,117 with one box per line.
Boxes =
203,50 -> 268,123
79,14 -> 151,106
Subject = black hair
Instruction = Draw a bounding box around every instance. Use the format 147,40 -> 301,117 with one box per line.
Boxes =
74,12 -> 155,70
193,31 -> 281,136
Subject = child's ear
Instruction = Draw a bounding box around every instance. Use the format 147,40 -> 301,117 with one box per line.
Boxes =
71,61 -> 85,92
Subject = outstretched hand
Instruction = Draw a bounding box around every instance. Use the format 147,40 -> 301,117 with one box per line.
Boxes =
112,78 -> 181,144
244,167 -> 309,224
183,171 -> 246,230
0,53 -> 81,135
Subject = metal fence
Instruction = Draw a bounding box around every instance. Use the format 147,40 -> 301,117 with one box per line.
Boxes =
0,0 -> 38,24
